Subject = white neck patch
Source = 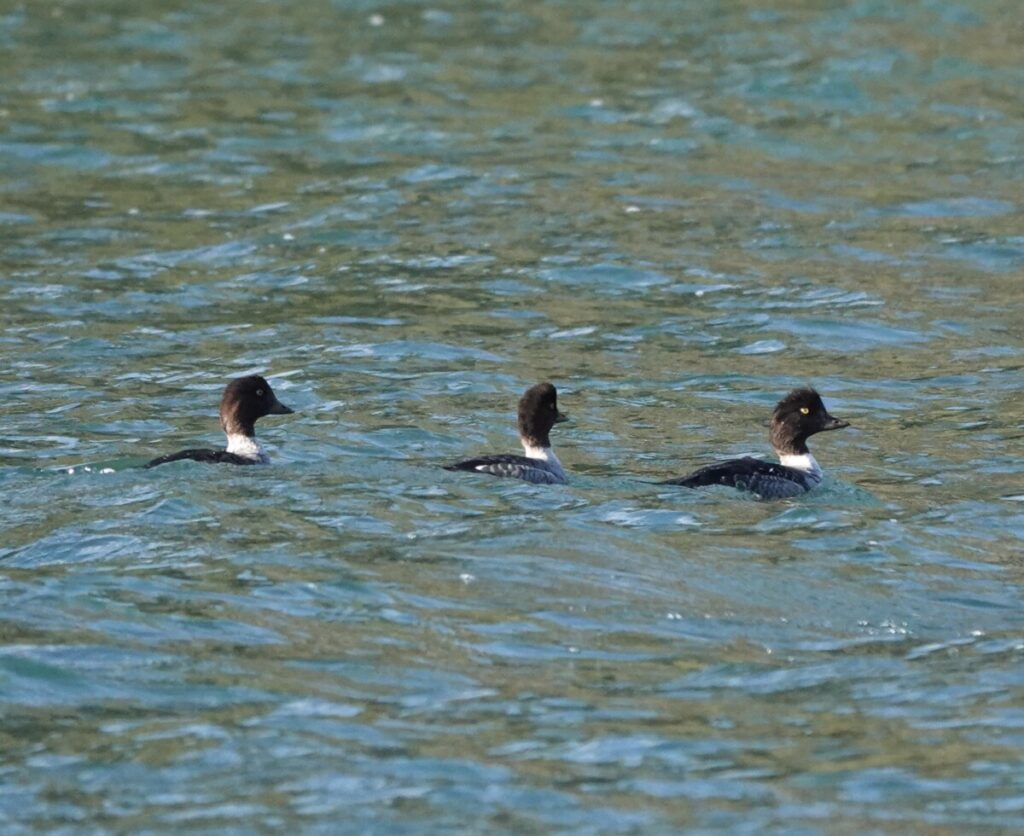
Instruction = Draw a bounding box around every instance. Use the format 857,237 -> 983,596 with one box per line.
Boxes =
226,433 -> 269,463
521,440 -> 565,478
779,452 -> 821,480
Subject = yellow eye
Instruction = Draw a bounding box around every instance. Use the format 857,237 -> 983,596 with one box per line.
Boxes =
800,406 -> 809,415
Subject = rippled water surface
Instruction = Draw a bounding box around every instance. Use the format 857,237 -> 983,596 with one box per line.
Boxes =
2,0 -> 1023,831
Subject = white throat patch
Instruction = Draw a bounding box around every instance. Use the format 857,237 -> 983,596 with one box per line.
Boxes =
521,440 -> 565,479
778,452 -> 821,480
226,433 -> 269,463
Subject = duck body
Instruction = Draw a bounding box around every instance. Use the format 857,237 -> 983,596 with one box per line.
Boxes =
444,382 -> 569,485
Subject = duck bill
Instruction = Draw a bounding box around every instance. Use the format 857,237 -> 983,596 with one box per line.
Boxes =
554,411 -> 569,423
822,414 -> 849,431
268,397 -> 294,415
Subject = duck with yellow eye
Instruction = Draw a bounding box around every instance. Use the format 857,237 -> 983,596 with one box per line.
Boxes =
660,387 -> 849,499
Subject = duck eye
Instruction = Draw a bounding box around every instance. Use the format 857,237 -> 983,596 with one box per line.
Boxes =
256,389 -> 264,397
799,406 -> 809,415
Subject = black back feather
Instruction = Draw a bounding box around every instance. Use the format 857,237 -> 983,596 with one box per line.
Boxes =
661,457 -> 812,498
145,448 -> 260,468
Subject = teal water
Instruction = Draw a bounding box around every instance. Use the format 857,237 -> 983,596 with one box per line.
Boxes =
2,0 -> 1023,831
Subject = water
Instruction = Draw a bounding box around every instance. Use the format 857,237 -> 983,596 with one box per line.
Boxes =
2,0 -> 1023,830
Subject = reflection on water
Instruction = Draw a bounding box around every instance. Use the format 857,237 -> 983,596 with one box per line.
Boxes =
1,0 -> 1023,830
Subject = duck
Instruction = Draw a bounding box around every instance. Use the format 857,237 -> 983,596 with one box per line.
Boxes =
444,382 -> 569,485
146,375 -> 293,467
661,387 -> 848,498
